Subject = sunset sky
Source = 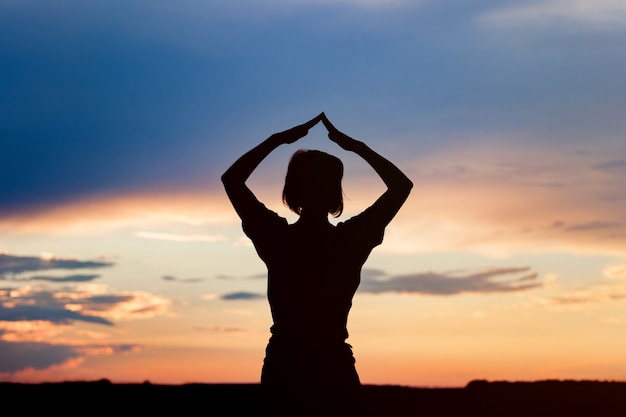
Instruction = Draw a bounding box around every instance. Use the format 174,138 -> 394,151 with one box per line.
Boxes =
2,0 -> 626,387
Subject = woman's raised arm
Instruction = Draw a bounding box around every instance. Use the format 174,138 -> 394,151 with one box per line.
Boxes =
221,114 -> 323,220
320,113 -> 413,227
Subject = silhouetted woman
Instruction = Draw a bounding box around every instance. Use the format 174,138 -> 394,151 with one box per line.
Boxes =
222,113 -> 412,415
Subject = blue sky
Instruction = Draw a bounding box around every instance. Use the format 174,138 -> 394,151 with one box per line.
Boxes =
3,0 -> 625,214
2,0 -> 626,385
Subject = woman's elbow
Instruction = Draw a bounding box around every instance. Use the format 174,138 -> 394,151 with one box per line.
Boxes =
220,172 -> 230,186
402,177 -> 414,194
221,170 -> 237,187
221,171 -> 247,196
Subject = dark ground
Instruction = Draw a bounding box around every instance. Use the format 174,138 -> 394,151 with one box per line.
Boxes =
3,379 -> 625,416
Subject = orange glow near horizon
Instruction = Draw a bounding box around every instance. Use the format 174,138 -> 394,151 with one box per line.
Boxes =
3,147 -> 626,258
2,143 -> 626,386
0,189 -> 238,235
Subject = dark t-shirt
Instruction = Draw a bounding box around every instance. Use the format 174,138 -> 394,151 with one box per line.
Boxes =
242,202 -> 385,345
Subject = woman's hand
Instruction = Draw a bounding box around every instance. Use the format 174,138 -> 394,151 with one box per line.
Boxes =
320,113 -> 363,152
271,113 -> 323,145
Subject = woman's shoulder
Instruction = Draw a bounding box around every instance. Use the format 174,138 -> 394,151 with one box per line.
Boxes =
336,208 -> 385,246
337,205 -> 383,228
242,202 -> 289,238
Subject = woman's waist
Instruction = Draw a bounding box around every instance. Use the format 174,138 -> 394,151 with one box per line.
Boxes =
269,323 -> 349,344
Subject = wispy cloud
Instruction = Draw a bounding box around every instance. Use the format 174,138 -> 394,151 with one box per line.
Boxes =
564,221 -> 623,232
134,231 -> 226,242
603,264 -> 626,280
193,326 -> 245,334
548,220 -> 624,233
592,159 -> 626,174
161,275 -> 204,283
482,0 -> 626,26
536,263 -> 626,308
359,267 -> 540,296
0,191 -> 238,235
376,142 -> 626,258
539,289 -> 626,307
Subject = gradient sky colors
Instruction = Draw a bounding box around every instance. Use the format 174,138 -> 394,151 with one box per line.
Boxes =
2,0 -> 626,386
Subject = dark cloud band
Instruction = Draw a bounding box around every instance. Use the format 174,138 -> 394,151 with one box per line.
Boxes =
22,274 -> 101,283
0,340 -> 82,374
0,253 -> 113,277
0,304 -> 112,325
359,267 -> 541,296
221,291 -> 264,301
0,340 -> 139,374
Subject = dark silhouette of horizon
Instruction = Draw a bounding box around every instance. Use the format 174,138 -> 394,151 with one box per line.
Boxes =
3,379 -> 626,417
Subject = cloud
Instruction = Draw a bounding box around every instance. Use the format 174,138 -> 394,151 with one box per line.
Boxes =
249,273 -> 269,280
219,267 -> 540,299
359,267 -> 540,296
0,285 -> 172,325
25,274 -> 101,283
536,265 -> 626,307
0,339 -> 140,374
540,289 -> 626,307
372,142 -> 626,258
482,0 -> 626,26
161,275 -> 204,283
0,339 -> 82,373
79,344 -> 140,357
0,253 -> 113,277
90,290 -> 172,321
180,278 -> 204,283
603,264 -> 626,280
542,291 -> 597,305
0,304 -> 113,326
592,159 -> 626,174
0,320 -> 114,347
221,291 -> 265,301
0,320 -> 72,343
215,274 -> 235,280
214,273 -> 271,280
564,221 -> 623,232
193,326 -> 245,334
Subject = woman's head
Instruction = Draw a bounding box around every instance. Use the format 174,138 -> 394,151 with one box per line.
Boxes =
282,150 -> 344,217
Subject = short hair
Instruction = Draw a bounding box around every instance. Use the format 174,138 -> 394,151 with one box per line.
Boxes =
282,150 -> 344,217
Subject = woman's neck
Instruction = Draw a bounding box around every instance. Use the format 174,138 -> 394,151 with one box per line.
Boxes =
296,209 -> 331,226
